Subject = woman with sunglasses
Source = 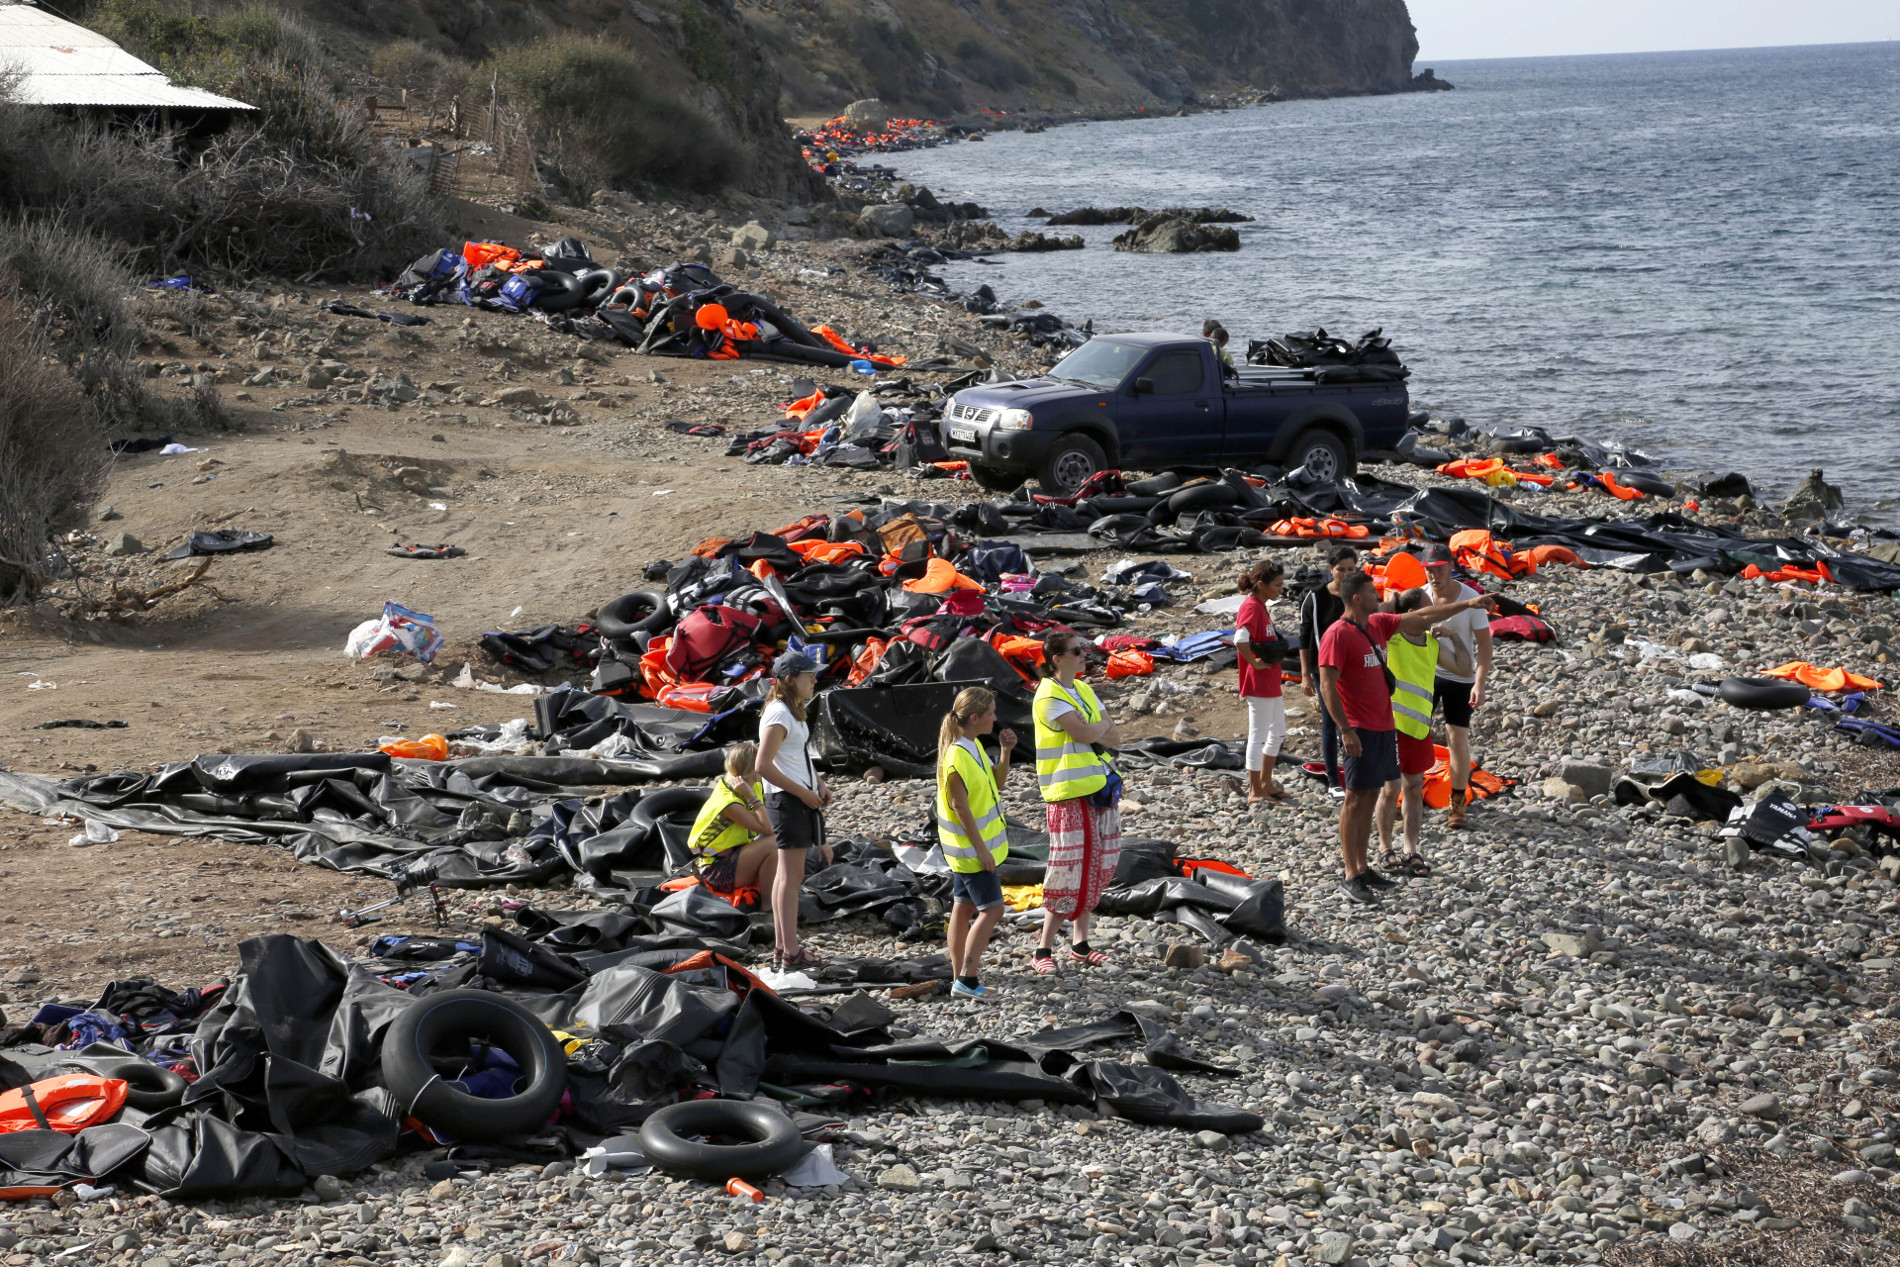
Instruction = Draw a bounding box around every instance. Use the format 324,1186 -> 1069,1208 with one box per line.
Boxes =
1029,631 -> 1124,975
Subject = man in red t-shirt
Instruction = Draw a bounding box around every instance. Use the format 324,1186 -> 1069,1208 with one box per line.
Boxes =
1318,572 -> 1495,905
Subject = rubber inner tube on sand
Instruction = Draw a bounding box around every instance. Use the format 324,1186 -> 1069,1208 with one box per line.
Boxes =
1615,469 -> 1676,497
1716,676 -> 1812,711
1166,483 -> 1239,515
65,1056 -> 188,1110
637,1098 -> 809,1180
381,989 -> 567,1140
526,270 -> 590,312
597,590 -> 671,638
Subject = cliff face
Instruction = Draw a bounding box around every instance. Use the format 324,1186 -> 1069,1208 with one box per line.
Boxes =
741,0 -> 1425,115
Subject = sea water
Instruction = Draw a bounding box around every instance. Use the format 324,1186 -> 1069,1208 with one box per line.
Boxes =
892,42 -> 1900,510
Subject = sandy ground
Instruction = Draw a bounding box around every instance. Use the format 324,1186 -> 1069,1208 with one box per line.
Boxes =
0,258 -> 1293,1008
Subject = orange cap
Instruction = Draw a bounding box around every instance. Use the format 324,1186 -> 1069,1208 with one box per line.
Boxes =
695,303 -> 729,330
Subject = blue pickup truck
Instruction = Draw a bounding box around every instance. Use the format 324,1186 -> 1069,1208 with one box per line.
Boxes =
940,333 -> 1410,496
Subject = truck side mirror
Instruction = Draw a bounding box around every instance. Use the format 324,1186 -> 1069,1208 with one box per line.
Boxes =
1131,377 -> 1154,396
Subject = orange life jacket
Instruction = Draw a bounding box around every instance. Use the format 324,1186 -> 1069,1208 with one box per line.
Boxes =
1526,544 -> 1585,568
1449,529 -> 1535,581
1595,472 -> 1644,501
1762,661 -> 1881,693
0,1074 -> 127,1136
902,557 -> 983,593
657,682 -> 719,712
1105,650 -> 1155,679
462,241 -> 520,269
783,390 -> 826,419
1268,517 -> 1370,539
1419,747 -> 1513,808
790,538 -> 869,564
846,637 -> 889,686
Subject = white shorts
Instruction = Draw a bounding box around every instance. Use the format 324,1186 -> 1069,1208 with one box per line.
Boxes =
1244,695 -> 1287,772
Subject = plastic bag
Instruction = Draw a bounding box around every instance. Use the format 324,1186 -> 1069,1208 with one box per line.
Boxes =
378,733 -> 449,760
344,600 -> 443,662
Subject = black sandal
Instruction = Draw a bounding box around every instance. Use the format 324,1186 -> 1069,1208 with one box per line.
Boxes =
1379,848 -> 1403,873
1402,854 -> 1433,877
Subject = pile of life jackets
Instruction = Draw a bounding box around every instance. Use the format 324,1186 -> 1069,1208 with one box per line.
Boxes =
1740,562 -> 1832,586
1434,454 -> 1651,501
796,115 -> 943,171
391,245 -> 903,370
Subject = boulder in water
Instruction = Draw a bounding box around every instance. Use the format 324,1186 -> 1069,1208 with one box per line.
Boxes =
1111,211 -> 1241,254
1006,231 -> 1084,252
1781,469 -> 1843,521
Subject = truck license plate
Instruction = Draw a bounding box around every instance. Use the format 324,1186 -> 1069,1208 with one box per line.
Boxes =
949,425 -> 976,444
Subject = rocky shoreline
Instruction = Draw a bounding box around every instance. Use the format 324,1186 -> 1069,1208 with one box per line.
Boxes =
3,186 -> 1899,1267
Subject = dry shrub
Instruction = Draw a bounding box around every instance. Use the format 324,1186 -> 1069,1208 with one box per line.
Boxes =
371,40 -> 472,108
0,3 -> 445,280
0,292 -> 108,603
492,35 -> 743,195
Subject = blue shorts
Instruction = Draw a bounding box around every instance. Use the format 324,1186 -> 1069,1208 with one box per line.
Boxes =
950,868 -> 1006,911
1341,727 -> 1400,791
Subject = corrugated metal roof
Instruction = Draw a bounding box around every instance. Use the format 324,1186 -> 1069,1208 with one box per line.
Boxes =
0,2 -> 254,110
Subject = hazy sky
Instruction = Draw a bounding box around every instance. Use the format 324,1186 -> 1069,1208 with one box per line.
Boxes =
1410,0 -> 1900,61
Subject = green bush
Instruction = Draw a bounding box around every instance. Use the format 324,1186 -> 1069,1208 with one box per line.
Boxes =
492,35 -> 742,194
1039,65 -> 1078,97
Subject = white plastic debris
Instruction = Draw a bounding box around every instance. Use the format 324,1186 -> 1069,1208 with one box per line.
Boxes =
780,1142 -> 851,1187
579,1135 -> 652,1177
1687,652 -> 1728,671
69,820 -> 119,847
754,967 -> 818,991
1193,594 -> 1246,616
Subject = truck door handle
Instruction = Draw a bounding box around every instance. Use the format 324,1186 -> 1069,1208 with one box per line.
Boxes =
1194,400 -> 1211,409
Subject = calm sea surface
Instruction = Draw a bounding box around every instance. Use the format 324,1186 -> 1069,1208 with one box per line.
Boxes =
891,43 -> 1900,512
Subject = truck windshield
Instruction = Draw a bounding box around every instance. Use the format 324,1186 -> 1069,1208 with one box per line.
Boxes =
1047,340 -> 1147,390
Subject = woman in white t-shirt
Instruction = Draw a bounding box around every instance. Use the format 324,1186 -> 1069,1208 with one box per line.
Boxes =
757,650 -> 833,969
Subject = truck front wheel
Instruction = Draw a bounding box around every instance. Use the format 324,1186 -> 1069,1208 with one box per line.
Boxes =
1037,435 -> 1107,498
1287,428 -> 1354,482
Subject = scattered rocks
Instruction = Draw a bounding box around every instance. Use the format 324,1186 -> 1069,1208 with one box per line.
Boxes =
1739,1092 -> 1782,1120
1161,942 -> 1205,970
104,531 -> 144,557
1111,211 -> 1241,253
876,1163 -> 921,1192
730,221 -> 775,251
1540,931 -> 1604,958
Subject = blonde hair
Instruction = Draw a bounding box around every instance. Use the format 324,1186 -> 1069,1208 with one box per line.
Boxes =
764,673 -> 809,723
724,741 -> 758,780
937,687 -> 996,784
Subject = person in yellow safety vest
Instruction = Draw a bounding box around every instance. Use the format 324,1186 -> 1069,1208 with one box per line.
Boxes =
684,742 -> 779,905
936,686 -> 1017,999
1031,631 -> 1124,976
1377,589 -> 1440,879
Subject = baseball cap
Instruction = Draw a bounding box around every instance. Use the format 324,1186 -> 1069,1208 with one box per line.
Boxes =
1419,544 -> 1454,567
